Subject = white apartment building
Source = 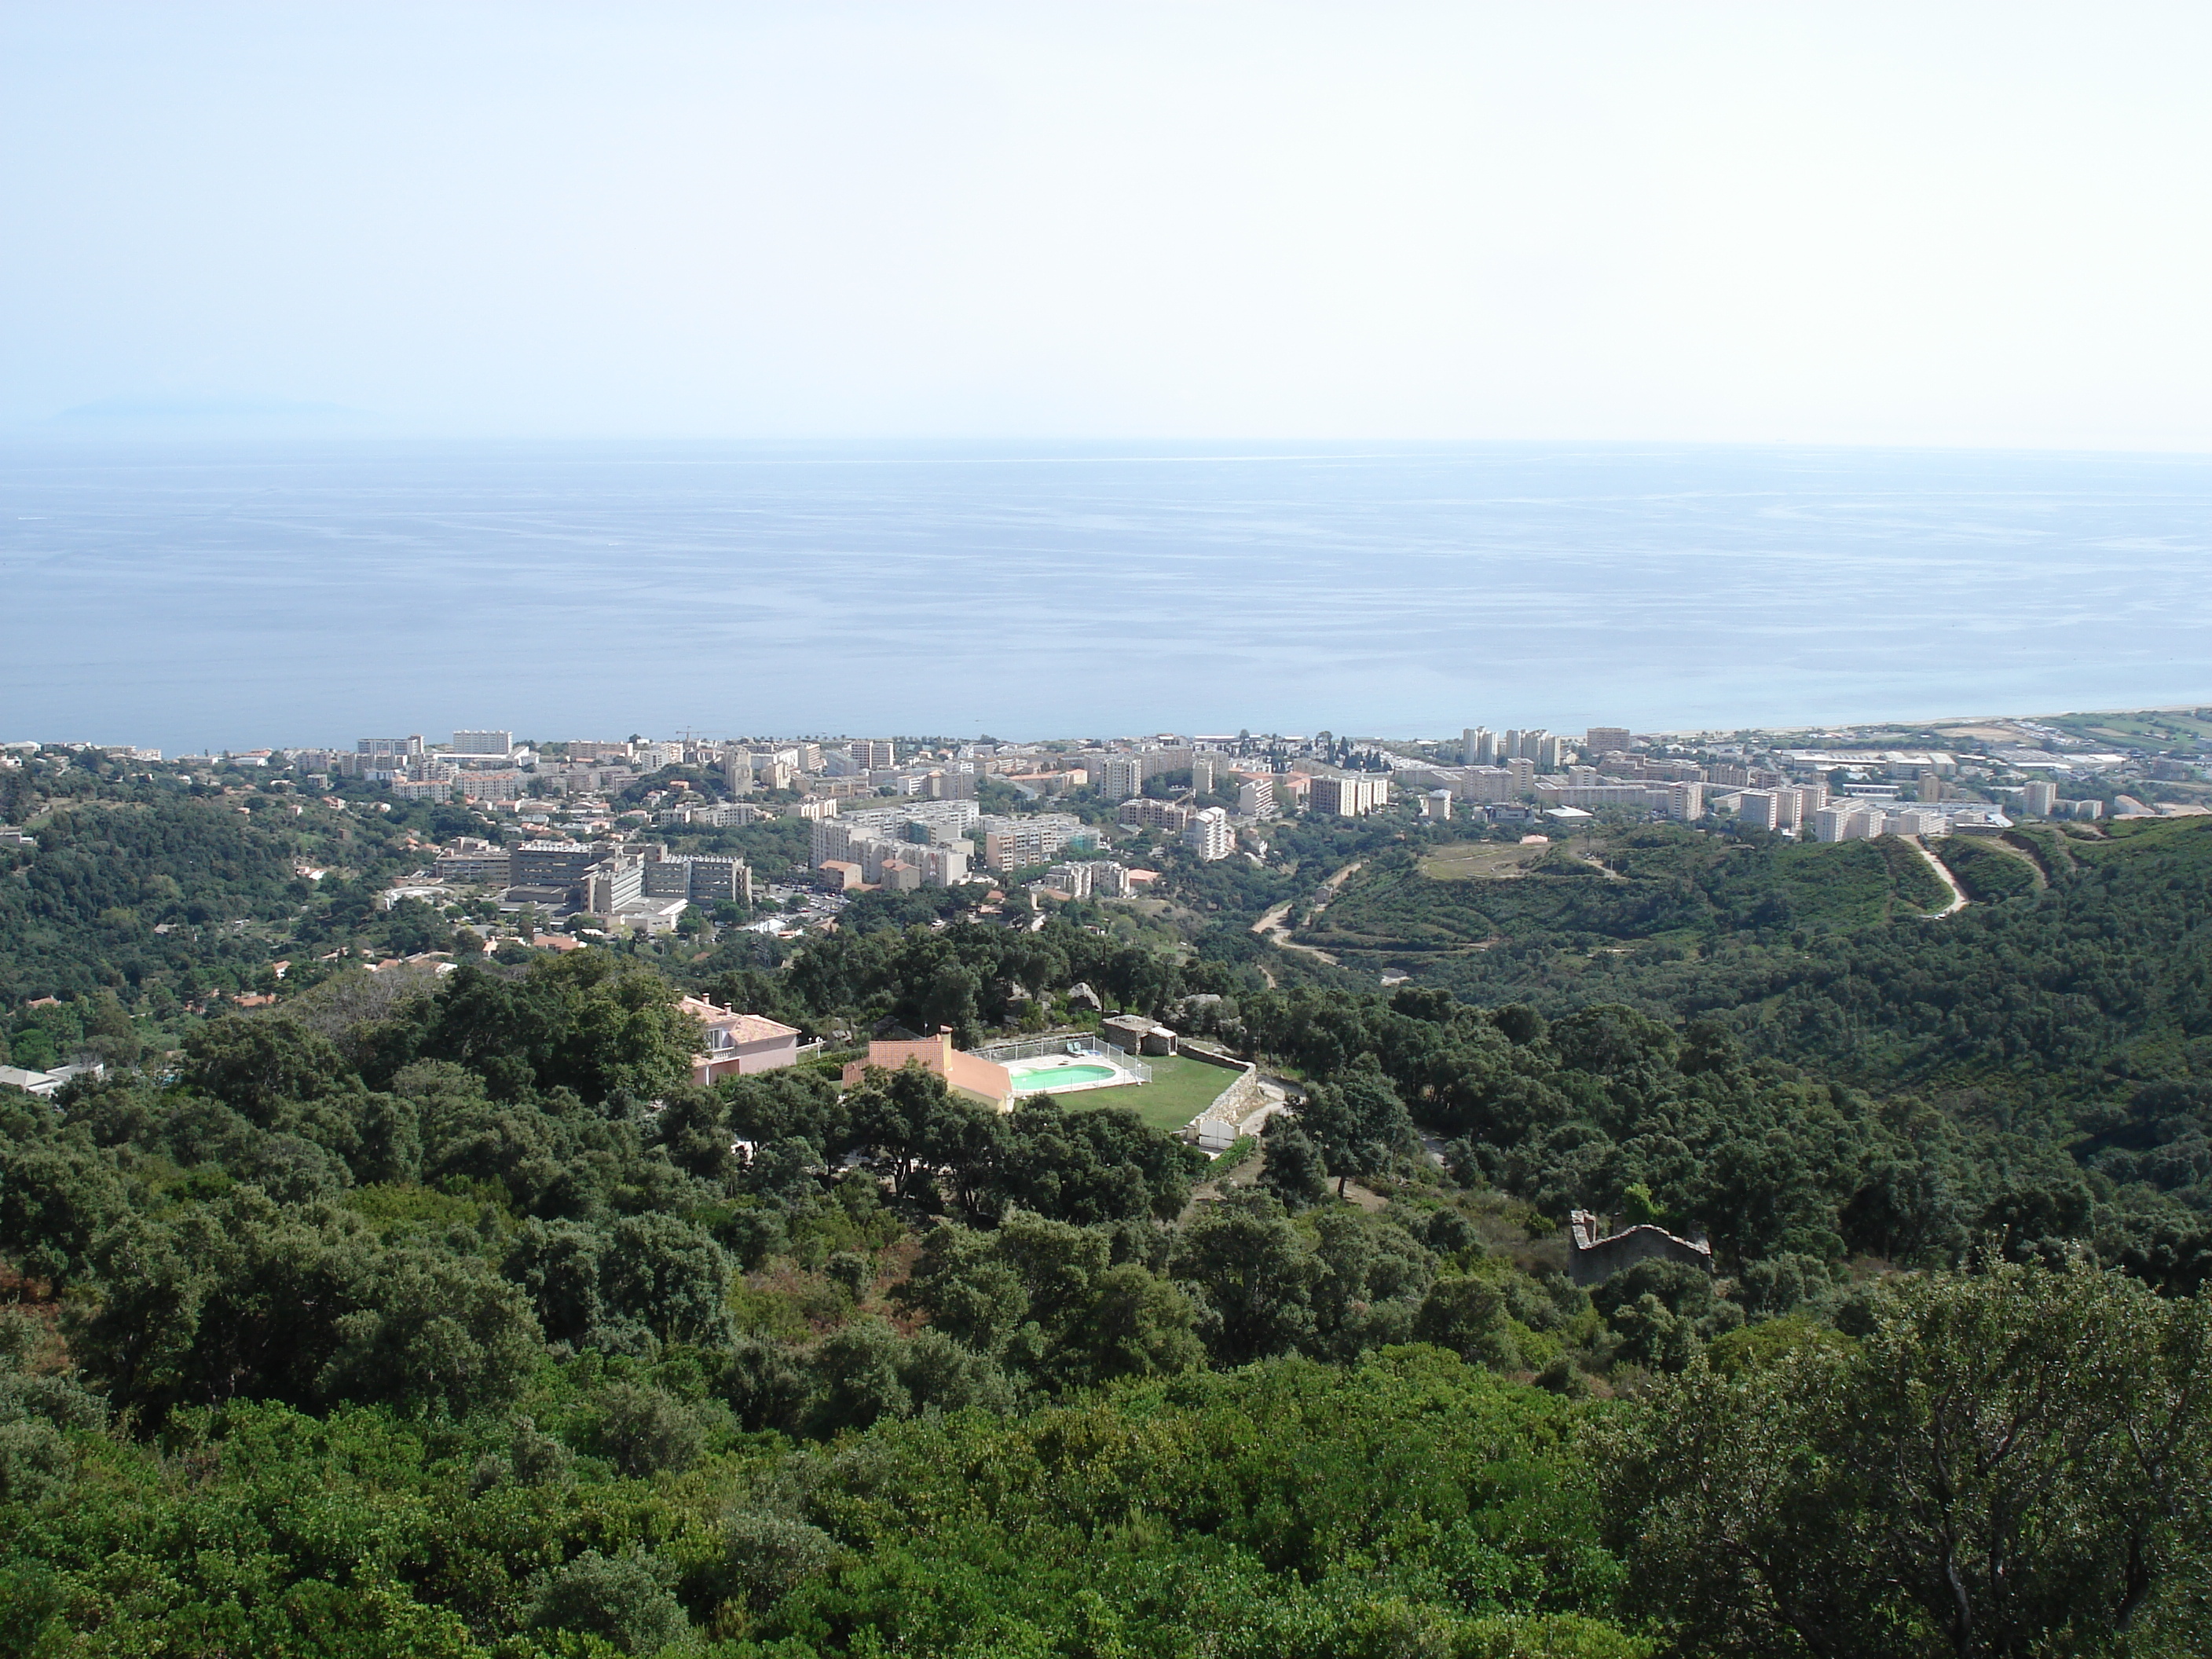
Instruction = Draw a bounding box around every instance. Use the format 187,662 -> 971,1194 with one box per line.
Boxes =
1183,807 -> 1234,860
452,730 -> 513,756
1236,777 -> 1276,819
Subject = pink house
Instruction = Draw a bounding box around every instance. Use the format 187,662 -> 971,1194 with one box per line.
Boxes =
680,996 -> 802,1085
840,1029 -> 1014,1110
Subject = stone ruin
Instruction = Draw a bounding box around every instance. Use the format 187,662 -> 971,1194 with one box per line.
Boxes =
1566,1209 -> 1713,1287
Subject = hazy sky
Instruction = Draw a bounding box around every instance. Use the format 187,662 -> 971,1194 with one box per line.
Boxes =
6,2 -> 2210,446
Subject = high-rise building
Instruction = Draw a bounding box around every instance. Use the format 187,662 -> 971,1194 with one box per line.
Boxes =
2022,780 -> 2057,816
1584,727 -> 1632,757
357,735 -> 424,758
1101,755 -> 1146,800
1422,790 -> 1454,820
1183,807 -> 1234,860
1536,734 -> 1570,771
1462,727 -> 1498,765
851,740 -> 897,769
1737,789 -> 1782,831
452,730 -> 513,756
1190,756 -> 1218,795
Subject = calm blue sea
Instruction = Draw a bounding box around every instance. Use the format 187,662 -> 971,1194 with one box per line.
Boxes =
5,441 -> 2210,754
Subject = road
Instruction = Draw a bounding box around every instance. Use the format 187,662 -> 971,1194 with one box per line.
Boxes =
1250,859 -> 1364,968
1906,835 -> 1969,917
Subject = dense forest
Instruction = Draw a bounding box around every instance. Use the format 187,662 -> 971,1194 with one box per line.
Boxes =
2,771 -> 2211,1654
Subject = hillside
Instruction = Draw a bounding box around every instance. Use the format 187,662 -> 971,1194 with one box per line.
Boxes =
1302,826 -> 1950,959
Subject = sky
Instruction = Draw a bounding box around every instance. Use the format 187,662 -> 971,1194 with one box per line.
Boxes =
5,2 -> 2212,448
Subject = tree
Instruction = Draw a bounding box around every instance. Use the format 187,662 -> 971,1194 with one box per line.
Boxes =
1295,1064 -> 1419,1198
526,1550 -> 688,1655
1602,1264 -> 2212,1657
599,1213 -> 732,1346
1258,1115 -> 1331,1211
591,1381 -> 704,1478
1170,1197 -> 1320,1365
0,1133 -> 130,1290
180,1016 -> 345,1126
845,1062 -> 988,1205
317,1250 -> 541,1417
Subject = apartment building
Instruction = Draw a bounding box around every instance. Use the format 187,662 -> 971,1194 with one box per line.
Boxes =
452,730 -> 512,756
1462,727 -> 1499,764
432,840 -> 511,884
1736,790 -> 1783,831
978,812 -> 1086,870
1533,781 -> 1659,812
1183,807 -> 1234,860
1309,775 -> 1392,816
1117,798 -> 1195,833
1236,776 -> 1276,818
1584,727 -> 1633,757
511,840 -> 602,887
851,739 -> 897,769
1100,755 -> 1146,800
641,851 -> 752,904
456,769 -> 526,803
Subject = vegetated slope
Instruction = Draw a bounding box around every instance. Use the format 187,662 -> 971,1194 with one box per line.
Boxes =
1306,826 -> 1946,957
7,815 -> 2212,1649
0,798 -> 314,1003
1409,819 -> 2212,1110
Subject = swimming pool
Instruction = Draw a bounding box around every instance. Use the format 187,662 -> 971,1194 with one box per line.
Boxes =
1005,1058 -> 1123,1093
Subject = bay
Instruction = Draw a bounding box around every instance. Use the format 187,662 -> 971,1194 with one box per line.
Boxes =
3,440 -> 2210,753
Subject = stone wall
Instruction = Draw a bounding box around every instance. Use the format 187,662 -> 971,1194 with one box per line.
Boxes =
1566,1210 -> 1713,1288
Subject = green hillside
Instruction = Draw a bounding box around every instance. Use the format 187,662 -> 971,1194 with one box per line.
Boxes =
1305,826 -> 1948,958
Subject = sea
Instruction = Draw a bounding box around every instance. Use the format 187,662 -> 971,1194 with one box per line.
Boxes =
5,440 -> 2210,755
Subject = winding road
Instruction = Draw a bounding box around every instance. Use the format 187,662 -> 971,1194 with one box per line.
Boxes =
1251,859 -> 1364,969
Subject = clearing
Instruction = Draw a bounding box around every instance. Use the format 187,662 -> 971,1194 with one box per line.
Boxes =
1417,840 -> 1552,881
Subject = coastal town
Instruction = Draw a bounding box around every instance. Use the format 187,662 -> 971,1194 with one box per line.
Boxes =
5,709 -> 2196,929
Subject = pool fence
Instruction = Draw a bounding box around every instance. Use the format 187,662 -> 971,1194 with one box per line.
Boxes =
976,1032 -> 1152,1086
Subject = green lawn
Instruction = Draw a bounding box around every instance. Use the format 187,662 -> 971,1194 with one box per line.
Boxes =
1056,1053 -> 1241,1133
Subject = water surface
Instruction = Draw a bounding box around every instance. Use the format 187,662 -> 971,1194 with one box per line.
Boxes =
5,441 -> 2209,751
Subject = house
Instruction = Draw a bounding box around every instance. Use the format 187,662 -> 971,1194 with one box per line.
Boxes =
840,1028 -> 1014,1110
0,1060 -> 103,1098
1101,1014 -> 1177,1056
679,996 -> 802,1085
